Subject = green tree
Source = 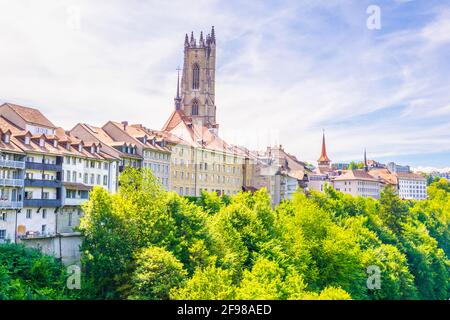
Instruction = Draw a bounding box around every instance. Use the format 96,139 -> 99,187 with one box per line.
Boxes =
0,244 -> 71,300
130,247 -> 187,300
170,264 -> 235,300
235,257 -> 285,300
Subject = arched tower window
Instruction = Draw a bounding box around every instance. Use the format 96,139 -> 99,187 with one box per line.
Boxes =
192,99 -> 199,115
192,63 -> 200,90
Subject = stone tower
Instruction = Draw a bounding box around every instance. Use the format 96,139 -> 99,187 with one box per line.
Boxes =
179,27 -> 217,130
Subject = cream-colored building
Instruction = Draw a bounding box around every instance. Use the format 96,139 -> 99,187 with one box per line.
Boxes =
333,170 -> 382,199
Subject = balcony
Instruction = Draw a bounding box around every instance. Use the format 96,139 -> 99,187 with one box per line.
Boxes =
0,178 -> 24,187
23,199 -> 61,207
24,179 -> 62,188
0,200 -> 23,209
25,162 -> 62,172
0,159 -> 25,169
63,198 -> 88,206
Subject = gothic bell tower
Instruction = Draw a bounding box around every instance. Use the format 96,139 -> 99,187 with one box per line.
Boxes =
179,26 -> 217,130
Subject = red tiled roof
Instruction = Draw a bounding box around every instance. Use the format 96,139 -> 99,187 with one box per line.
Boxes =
2,103 -> 56,128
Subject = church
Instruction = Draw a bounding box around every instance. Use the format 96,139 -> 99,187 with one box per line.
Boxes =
161,27 -> 248,197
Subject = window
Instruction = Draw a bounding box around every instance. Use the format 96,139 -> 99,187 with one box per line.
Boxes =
192,99 -> 199,115
68,212 -> 73,227
41,225 -> 46,234
103,175 -> 108,186
90,174 -> 94,184
66,170 -> 71,182
1,212 -> 6,221
42,192 -> 49,199
96,174 -> 101,185
42,209 -> 47,219
84,173 -> 88,184
192,63 -> 200,89
0,230 -> 5,240
72,171 -> 77,182
26,209 -> 32,219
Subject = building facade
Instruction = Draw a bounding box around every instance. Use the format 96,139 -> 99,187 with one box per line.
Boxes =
332,170 -> 382,199
397,172 -> 427,200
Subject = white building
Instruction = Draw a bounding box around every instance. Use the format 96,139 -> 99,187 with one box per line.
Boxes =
397,172 -> 427,200
101,121 -> 171,190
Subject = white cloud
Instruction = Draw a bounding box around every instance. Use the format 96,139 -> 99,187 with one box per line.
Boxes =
0,0 -> 448,167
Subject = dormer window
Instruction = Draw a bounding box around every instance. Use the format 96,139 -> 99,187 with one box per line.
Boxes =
78,144 -> 82,152
66,142 -> 70,150
4,134 -> 10,144
143,136 -> 147,144
90,146 -> 95,153
24,136 -> 30,145
39,138 -> 44,147
96,146 -> 100,153
53,140 -> 58,148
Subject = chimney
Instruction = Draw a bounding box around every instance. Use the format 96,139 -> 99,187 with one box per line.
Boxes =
122,121 -> 128,130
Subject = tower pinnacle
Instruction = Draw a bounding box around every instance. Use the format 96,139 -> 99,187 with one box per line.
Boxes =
174,66 -> 182,110
364,148 -> 368,171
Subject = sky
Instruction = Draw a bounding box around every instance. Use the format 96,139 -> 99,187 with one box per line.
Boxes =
0,0 -> 449,170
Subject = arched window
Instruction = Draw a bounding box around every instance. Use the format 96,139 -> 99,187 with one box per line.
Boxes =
192,99 -> 199,115
192,63 -> 200,90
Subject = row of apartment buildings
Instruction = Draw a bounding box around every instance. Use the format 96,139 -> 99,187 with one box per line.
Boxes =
0,101 -> 250,264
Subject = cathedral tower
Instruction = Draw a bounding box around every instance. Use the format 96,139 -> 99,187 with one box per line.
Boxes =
179,27 -> 217,130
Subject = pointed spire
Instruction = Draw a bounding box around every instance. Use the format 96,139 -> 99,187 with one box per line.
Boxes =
211,26 -> 216,44
364,148 -> 368,171
199,31 -> 204,47
184,33 -> 189,47
174,66 -> 182,110
318,129 -> 331,165
190,31 -> 196,47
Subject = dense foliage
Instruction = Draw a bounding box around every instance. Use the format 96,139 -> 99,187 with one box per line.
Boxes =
0,244 -> 73,300
77,168 -> 449,300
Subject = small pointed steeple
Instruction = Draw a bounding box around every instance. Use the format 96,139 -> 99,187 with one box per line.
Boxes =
174,67 -> 182,110
211,26 -> 216,44
184,33 -> 189,47
318,129 -> 331,167
364,148 -> 368,171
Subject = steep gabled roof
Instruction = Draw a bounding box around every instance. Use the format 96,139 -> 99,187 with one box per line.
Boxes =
1,103 -> 56,128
